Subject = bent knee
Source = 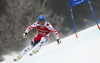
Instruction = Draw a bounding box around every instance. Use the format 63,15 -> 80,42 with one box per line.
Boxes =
41,37 -> 48,42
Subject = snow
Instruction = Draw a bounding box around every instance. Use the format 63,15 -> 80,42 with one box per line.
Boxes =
1,25 -> 100,63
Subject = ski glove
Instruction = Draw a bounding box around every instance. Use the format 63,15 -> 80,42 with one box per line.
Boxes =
57,38 -> 61,44
23,31 -> 28,38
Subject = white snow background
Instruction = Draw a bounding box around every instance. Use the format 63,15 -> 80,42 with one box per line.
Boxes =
1,25 -> 100,63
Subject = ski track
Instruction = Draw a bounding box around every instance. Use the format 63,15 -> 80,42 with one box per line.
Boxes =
1,25 -> 100,63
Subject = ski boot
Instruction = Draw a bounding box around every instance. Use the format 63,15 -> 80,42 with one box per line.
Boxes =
13,54 -> 21,61
29,50 -> 38,56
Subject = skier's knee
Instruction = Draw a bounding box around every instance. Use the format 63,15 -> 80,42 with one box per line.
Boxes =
41,37 -> 47,42
31,40 -> 39,46
31,41 -> 36,46
24,48 -> 29,52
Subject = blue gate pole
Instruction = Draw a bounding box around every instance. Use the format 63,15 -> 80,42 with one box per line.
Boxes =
88,0 -> 100,29
70,6 -> 78,38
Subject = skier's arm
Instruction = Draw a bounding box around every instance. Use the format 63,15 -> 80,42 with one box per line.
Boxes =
48,24 -> 59,39
23,22 -> 37,38
25,22 -> 37,33
48,24 -> 61,44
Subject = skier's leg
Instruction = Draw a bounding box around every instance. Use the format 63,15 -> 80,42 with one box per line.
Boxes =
14,41 -> 34,61
35,37 -> 48,51
19,42 -> 34,57
30,36 -> 48,55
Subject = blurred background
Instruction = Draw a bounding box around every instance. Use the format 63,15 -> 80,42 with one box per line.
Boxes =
0,0 -> 100,62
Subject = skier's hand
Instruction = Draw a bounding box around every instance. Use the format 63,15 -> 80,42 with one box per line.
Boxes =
23,31 -> 28,38
57,38 -> 61,44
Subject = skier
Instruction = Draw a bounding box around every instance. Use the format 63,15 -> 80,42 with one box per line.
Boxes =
13,15 -> 61,61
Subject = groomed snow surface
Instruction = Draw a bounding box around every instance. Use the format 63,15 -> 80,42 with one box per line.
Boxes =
2,25 -> 100,63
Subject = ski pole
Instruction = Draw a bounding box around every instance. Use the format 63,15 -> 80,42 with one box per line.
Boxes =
19,37 -> 24,41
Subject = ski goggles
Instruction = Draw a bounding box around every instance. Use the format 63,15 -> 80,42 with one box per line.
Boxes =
39,19 -> 45,23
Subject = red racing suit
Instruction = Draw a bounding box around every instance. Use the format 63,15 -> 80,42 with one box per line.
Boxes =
25,21 -> 59,43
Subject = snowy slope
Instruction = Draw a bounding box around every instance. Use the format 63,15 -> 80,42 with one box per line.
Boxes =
1,25 -> 100,63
